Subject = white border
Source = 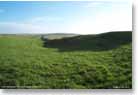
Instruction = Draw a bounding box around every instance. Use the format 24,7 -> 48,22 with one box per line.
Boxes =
0,0 -> 136,95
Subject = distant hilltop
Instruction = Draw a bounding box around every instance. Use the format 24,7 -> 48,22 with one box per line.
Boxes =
41,33 -> 79,40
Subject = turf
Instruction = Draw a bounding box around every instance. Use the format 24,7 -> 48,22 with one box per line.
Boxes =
0,31 -> 132,89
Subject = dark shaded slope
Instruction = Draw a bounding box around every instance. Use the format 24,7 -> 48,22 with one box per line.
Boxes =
43,31 -> 132,52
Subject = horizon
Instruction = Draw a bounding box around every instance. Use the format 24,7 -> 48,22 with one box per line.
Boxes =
0,30 -> 132,35
0,1 -> 132,34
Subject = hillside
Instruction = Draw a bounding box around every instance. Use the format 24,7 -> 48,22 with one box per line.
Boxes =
0,31 -> 132,89
44,31 -> 132,51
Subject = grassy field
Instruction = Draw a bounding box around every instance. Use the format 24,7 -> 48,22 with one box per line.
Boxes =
0,31 -> 132,89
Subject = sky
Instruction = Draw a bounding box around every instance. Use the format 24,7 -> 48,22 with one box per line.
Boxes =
0,0 -> 132,34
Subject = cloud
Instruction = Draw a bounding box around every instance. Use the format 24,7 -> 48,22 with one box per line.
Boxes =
0,15 -> 64,34
83,0 -> 131,8
0,22 -> 48,34
81,0 -> 131,3
29,16 -> 63,24
84,2 -> 106,8
0,15 -> 65,34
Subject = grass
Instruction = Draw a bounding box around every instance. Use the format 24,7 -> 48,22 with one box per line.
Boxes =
0,31 -> 132,89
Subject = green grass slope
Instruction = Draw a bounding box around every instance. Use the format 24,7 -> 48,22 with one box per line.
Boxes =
0,31 -> 132,89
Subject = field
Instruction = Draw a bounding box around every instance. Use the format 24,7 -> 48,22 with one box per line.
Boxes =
0,31 -> 132,89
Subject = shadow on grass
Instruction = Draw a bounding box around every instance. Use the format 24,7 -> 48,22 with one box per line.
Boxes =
42,31 -> 132,52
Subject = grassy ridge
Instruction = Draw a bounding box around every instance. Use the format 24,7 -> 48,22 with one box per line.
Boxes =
0,32 -> 132,89
45,32 -> 132,51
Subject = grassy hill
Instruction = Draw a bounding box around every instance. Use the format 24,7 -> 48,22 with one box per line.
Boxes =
0,31 -> 132,89
44,31 -> 132,51
41,33 -> 78,40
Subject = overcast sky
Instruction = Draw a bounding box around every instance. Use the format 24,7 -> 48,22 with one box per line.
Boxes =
0,0 -> 132,34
